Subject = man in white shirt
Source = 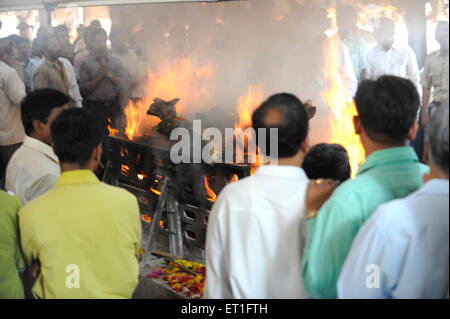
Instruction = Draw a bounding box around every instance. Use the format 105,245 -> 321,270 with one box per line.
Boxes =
366,17 -> 420,90
0,38 -> 26,187
204,93 -> 338,299
6,89 -> 69,205
338,104 -> 449,299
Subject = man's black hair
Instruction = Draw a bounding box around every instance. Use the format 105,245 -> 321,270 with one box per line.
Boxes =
302,143 -> 351,183
51,108 -> 106,166
252,93 -> 309,158
21,89 -> 70,136
354,75 -> 420,144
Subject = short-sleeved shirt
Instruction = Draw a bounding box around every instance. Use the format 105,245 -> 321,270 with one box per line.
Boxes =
420,50 -> 449,105
0,190 -> 25,299
19,170 -> 142,299
302,147 -> 429,299
33,59 -> 71,97
0,61 -> 26,146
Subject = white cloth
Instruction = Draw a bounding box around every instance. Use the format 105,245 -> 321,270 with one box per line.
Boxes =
337,179 -> 449,299
366,44 -> 421,89
6,135 -> 60,205
341,43 -> 358,102
0,61 -> 26,146
58,58 -> 83,107
204,165 -> 310,299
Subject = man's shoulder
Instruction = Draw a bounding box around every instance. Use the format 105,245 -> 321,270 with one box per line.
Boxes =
97,182 -> 139,204
8,144 -> 58,176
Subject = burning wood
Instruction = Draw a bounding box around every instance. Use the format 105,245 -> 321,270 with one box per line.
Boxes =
204,176 -> 217,202
147,98 -> 185,136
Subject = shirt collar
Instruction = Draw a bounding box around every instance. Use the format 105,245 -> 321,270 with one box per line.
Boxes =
357,146 -> 420,176
376,43 -> 399,52
416,179 -> 449,197
23,135 -> 59,164
254,164 -> 308,180
56,170 -> 100,187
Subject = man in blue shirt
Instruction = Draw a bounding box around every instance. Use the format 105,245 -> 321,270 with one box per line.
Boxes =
338,104 -> 449,299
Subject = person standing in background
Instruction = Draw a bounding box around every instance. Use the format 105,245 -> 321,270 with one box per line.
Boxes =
420,21 -> 449,126
32,32 -> 71,98
0,38 -> 26,188
366,17 -> 420,90
336,5 -> 368,82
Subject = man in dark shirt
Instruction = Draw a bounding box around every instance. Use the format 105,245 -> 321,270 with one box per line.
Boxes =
79,28 -> 129,130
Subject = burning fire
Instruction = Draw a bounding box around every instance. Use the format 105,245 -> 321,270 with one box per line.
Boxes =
234,83 -> 265,175
204,176 -> 217,202
119,58 -> 213,140
228,174 -> 239,183
322,35 -> 365,177
107,118 -> 119,136
137,172 -> 147,180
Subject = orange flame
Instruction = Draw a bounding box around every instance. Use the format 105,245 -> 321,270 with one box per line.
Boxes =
276,15 -> 285,22
121,58 -> 213,139
234,83 -> 265,174
150,187 -> 161,196
107,118 -> 118,136
141,214 -> 152,223
204,176 -> 217,202
137,172 -> 147,180
228,174 -> 239,183
121,164 -> 130,175
322,35 -> 365,177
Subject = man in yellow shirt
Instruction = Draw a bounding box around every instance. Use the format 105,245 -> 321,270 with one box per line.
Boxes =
0,190 -> 25,299
19,108 -> 141,299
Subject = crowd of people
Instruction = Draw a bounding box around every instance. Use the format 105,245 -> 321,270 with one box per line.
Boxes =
0,6 -> 449,299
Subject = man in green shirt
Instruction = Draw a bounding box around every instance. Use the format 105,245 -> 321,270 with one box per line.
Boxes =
0,190 -> 25,298
19,108 -> 141,299
302,75 -> 429,299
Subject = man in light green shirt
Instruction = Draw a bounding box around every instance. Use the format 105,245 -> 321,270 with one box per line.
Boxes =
0,190 -> 25,299
302,75 -> 429,299
19,108 -> 141,299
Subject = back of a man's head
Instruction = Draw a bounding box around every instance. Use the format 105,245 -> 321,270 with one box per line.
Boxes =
355,75 -> 420,145
51,108 -> 106,167
252,93 -> 308,159
426,104 -> 449,175
302,143 -> 351,183
21,88 -> 70,136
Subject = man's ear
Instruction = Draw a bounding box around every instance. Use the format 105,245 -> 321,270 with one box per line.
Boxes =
408,121 -> 419,141
93,143 -> 103,162
353,116 -> 362,135
32,119 -> 44,135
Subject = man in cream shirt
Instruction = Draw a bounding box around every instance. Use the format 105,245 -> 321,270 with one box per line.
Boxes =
0,38 -> 26,186
6,89 -> 69,205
